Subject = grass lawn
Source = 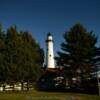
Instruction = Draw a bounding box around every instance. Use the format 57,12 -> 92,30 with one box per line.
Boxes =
0,90 -> 100,100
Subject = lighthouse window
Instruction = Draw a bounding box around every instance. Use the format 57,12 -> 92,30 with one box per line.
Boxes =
49,55 -> 51,57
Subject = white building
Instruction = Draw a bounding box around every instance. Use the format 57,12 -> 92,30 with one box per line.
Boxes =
46,33 -> 55,69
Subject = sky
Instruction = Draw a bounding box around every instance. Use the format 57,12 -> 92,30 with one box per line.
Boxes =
0,0 -> 100,58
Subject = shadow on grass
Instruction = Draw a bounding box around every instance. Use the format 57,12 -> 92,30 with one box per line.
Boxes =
35,87 -> 99,95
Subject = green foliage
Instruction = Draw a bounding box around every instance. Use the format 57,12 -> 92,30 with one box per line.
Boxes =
56,23 -> 100,80
0,24 -> 44,88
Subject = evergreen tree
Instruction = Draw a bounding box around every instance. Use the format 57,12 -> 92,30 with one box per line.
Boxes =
0,24 -> 6,90
0,24 -> 44,91
56,23 -> 100,83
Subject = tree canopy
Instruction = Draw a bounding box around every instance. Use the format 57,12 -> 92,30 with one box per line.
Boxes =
56,23 -> 100,80
0,24 -> 44,90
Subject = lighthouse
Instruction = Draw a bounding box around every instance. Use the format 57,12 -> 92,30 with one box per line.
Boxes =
46,33 -> 55,69
37,33 -> 65,90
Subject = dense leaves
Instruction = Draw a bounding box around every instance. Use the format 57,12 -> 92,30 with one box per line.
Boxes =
56,23 -> 100,83
0,24 -> 44,90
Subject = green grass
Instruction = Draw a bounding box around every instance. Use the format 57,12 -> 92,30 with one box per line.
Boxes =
0,90 -> 100,100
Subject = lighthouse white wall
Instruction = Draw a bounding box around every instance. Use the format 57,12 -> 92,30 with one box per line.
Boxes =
46,34 -> 55,68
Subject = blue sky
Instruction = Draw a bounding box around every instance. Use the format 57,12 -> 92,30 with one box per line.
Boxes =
0,0 -> 100,57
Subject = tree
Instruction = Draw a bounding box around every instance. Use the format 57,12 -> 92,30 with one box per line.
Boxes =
20,31 -> 44,90
56,23 -> 100,88
0,24 -> 7,91
0,24 -> 44,91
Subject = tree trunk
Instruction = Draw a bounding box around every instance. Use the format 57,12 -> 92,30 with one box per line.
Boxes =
3,84 -> 5,91
21,81 -> 24,91
26,80 -> 29,91
12,83 -> 15,91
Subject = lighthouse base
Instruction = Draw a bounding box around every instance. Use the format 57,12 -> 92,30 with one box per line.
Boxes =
36,68 -> 66,91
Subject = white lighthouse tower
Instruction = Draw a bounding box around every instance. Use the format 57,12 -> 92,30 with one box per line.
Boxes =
46,33 -> 55,69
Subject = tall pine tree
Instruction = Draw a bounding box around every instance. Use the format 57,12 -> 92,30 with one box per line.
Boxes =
0,24 -> 44,91
56,23 -> 100,82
